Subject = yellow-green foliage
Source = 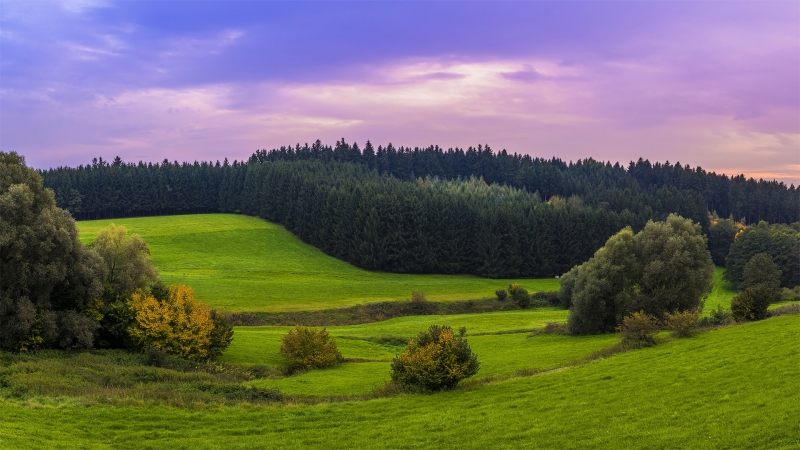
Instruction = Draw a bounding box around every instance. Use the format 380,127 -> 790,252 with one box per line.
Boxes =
279,326 -> 342,370
390,325 -> 479,391
128,285 -> 228,361
663,309 -> 699,338
616,311 -> 660,346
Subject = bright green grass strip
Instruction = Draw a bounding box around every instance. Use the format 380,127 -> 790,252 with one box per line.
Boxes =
2,315 -> 797,449
247,333 -> 618,397
224,309 -> 608,397
219,309 -> 571,367
703,266 -> 737,314
76,214 -> 558,313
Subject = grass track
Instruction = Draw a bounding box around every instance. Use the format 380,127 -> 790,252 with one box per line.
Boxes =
76,214 -> 558,313
2,314 -> 797,448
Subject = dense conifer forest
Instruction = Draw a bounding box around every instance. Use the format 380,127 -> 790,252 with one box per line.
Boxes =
40,140 -> 799,278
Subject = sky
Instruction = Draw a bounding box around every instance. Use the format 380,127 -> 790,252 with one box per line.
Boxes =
1,1 -> 798,185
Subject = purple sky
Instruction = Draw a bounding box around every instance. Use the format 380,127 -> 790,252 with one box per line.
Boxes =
2,1 -> 798,184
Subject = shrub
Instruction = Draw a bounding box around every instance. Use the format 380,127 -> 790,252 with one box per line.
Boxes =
531,322 -> 569,335
508,284 -> 530,308
731,286 -> 773,322
558,266 -> 579,309
207,311 -> 234,360
279,325 -> 342,370
698,304 -> 734,327
410,291 -> 437,315
616,311 -> 660,347
663,309 -> 699,338
128,285 -> 231,361
780,286 -> 800,301
531,291 -> 559,307
768,303 -> 800,317
495,289 -> 508,301
390,325 -> 479,391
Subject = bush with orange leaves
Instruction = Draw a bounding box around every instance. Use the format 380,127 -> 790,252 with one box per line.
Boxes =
128,285 -> 232,361
390,325 -> 479,391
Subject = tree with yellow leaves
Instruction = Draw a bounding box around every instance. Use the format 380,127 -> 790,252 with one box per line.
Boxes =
390,325 -> 479,391
128,285 -> 232,361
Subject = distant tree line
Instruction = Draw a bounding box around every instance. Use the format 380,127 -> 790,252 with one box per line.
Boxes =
41,140 -> 798,227
44,158 -> 696,278
38,140 -> 798,277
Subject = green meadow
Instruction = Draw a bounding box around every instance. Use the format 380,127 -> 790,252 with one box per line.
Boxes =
76,214 -> 559,312
4,213 -> 795,449
2,314 -> 797,449
704,267 -> 737,312
219,308 -> 620,396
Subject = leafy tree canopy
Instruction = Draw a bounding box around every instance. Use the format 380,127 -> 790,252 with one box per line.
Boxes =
564,214 -> 714,335
0,151 -> 106,351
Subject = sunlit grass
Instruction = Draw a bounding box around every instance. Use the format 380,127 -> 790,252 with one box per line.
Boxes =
2,314 -> 797,449
76,214 -> 559,313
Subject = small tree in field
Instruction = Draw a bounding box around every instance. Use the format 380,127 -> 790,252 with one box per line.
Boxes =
390,325 -> 479,391
279,326 -> 343,370
663,309 -> 699,338
508,283 -> 530,308
616,311 -> 660,347
731,286 -> 773,322
127,284 -> 232,361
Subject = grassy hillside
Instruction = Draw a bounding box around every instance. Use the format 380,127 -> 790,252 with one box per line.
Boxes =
2,314 -> 797,448
76,214 -> 558,313
220,308 -> 619,396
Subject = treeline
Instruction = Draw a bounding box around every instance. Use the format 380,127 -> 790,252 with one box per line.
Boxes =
45,158 -> 675,278
38,140 -> 798,277
251,139 -> 799,224
43,140 -> 798,227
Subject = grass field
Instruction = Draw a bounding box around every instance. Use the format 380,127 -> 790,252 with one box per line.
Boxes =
2,314 -> 797,449
704,267 -> 737,313
220,308 -> 571,366
219,308 -> 617,396
76,214 -> 559,313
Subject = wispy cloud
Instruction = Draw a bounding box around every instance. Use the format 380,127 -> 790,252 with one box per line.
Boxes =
1,1 -> 797,184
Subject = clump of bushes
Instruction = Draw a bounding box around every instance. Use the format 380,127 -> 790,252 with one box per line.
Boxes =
663,309 -> 699,337
495,289 -> 508,301
562,215 -> 714,335
531,322 -> 569,335
781,286 -> 800,301
128,285 -> 233,361
698,305 -> 734,327
531,291 -> 559,307
410,291 -> 437,315
768,303 -> 800,317
616,311 -> 660,347
731,286 -> 773,322
390,325 -> 479,391
508,284 -> 530,308
279,325 -> 343,370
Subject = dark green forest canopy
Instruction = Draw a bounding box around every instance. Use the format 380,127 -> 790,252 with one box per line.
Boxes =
42,140 -> 798,226
37,141 -> 799,278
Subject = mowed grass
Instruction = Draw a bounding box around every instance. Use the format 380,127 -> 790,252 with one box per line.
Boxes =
221,309 -> 617,396
2,314 -> 797,449
76,214 -> 558,313
704,267 -> 737,313
221,308 -> 571,366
